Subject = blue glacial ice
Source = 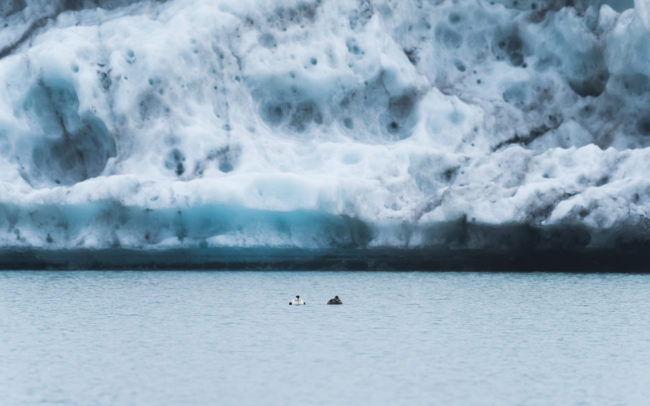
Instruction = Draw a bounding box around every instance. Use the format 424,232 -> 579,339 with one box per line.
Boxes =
0,0 -> 650,262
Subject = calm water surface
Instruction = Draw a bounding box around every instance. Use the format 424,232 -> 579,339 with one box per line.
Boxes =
1,271 -> 650,405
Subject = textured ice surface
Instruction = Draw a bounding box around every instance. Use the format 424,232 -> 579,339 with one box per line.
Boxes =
0,0 -> 650,255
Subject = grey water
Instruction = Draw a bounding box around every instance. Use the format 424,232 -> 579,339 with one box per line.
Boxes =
1,271 -> 650,405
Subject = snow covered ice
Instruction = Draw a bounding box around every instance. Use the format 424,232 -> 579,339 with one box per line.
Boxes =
0,0 -> 650,264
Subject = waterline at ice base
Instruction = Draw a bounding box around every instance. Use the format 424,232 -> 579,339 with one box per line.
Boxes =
1,0 -> 650,270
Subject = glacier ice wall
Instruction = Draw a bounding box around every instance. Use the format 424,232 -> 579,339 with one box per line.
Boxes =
0,0 -> 650,255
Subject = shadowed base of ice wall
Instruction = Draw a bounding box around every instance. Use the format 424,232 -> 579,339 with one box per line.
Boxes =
2,245 -> 649,271
1,202 -> 649,270
2,202 -> 648,250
